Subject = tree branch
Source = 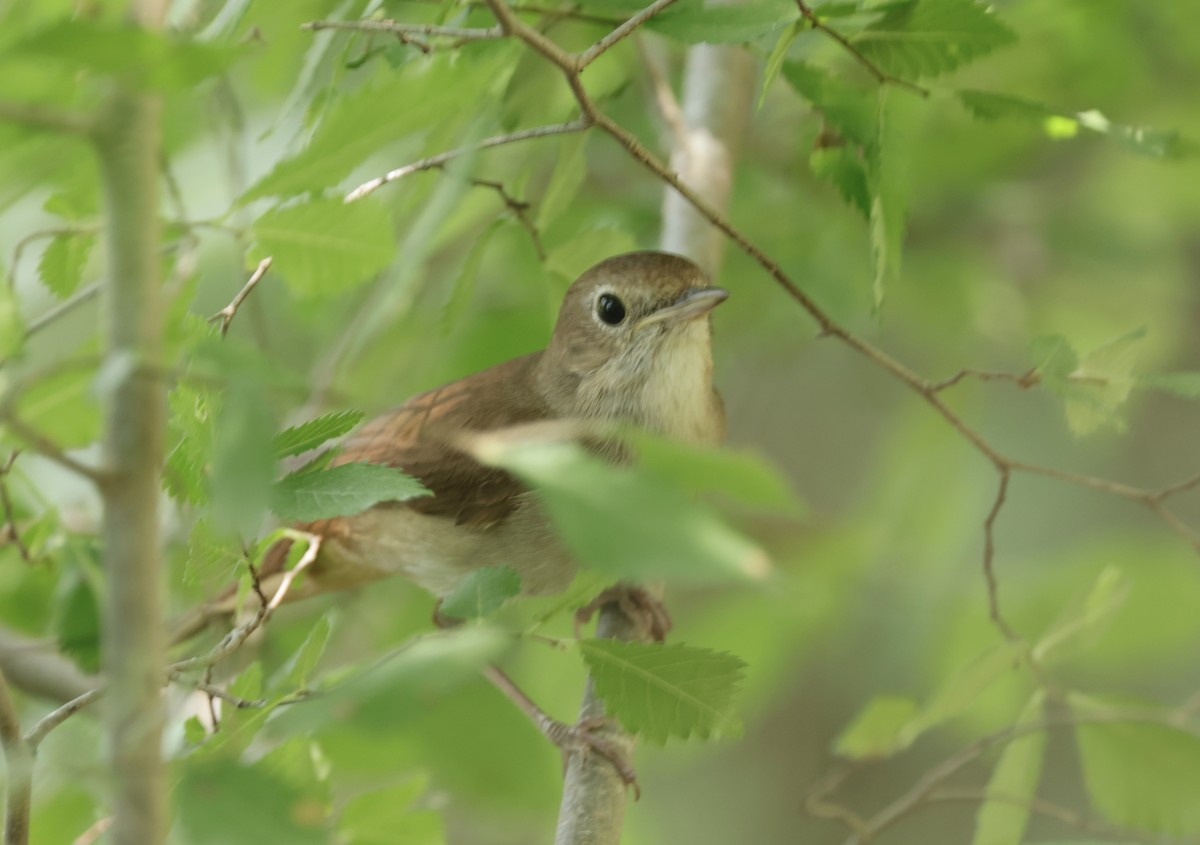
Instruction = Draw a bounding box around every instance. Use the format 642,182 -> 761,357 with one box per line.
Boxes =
208,256 -> 272,337
301,19 -> 505,41
0,101 -> 95,136
0,627 -> 99,704
0,668 -> 32,845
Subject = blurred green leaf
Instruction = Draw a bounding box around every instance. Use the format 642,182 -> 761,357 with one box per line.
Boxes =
165,382 -> 218,506
339,777 -> 446,845
36,231 -> 93,299
544,228 -> 638,282
852,0 -> 1017,79
1140,372 -> 1200,399
810,146 -> 871,218
580,639 -> 746,744
176,757 -> 327,845
537,134 -> 588,230
1066,328 -> 1145,436
647,0 -> 798,43
440,219 -> 502,334
281,614 -> 332,689
781,62 -> 877,146
971,692 -> 1046,845
903,640 -> 1023,740
1074,700 -> 1200,836
868,89 -> 908,309
53,561 -> 100,674
759,21 -> 804,110
13,365 -> 100,448
248,198 -> 395,297
5,20 -> 236,91
273,410 -> 364,458
834,695 -> 918,759
271,462 -> 428,522
439,566 -> 522,622
211,383 -> 277,537
958,90 -> 1198,160
471,437 -> 770,585
1034,566 -> 1129,663
184,518 -> 242,588
0,283 -> 22,359
183,716 -> 207,746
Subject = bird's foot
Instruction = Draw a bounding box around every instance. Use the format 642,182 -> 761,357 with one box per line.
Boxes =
543,715 -> 641,800
575,584 -> 672,643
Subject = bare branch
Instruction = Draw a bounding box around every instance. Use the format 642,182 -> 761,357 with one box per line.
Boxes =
577,0 -> 681,69
0,413 -> 108,485
301,19 -> 505,41
930,368 -> 1040,393
0,667 -> 33,845
208,256 -> 273,337
468,178 -> 546,260
24,284 -> 101,338
345,119 -> 591,202
793,1 -> 930,98
24,687 -> 105,750
71,817 -> 112,845
0,100 -> 95,136
982,469 -> 1017,640
170,533 -> 321,674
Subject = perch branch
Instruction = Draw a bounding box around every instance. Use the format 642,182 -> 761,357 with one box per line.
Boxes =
208,257 -> 272,337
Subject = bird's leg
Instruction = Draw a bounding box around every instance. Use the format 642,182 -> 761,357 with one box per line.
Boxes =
574,583 -> 672,642
481,664 -> 640,799
431,598 -> 640,797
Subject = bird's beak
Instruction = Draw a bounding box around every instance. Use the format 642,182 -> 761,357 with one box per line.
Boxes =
636,286 -> 729,330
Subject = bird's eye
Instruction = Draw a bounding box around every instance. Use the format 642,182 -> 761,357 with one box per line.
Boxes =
596,293 -> 626,326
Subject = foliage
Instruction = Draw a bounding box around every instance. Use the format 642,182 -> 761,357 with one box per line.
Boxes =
0,0 -> 1198,843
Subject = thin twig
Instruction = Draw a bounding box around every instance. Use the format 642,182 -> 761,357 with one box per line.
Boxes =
0,453 -> 31,563
301,19 -> 505,41
71,816 -> 112,845
469,178 -> 547,260
0,100 -> 95,136
576,0 -> 681,69
930,368 -> 1040,393
24,283 -> 101,338
0,667 -> 33,845
0,413 -> 108,486
170,533 -> 321,674
23,686 -> 105,750
344,119 -> 591,202
208,256 -> 272,337
793,0 -> 930,98
982,469 -> 1016,640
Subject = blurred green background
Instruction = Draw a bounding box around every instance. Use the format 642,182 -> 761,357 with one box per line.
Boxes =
1,0 -> 1199,842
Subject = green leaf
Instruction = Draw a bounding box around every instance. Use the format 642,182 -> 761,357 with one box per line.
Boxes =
281,614 -> 332,689
242,49 -> 519,201
339,778 -> 445,845
544,227 -> 639,282
624,431 -> 806,515
972,692 -> 1047,845
646,0 -> 798,43
183,716 -> 207,746
273,410 -> 364,458
440,219 -> 502,334
1065,327 -> 1145,436
165,382 -> 218,506
1075,702 -> 1200,836
852,0 -> 1017,79
1140,372 -> 1200,399
13,366 -> 100,449
579,640 -> 746,744
470,437 -> 770,585
537,133 -> 588,230
958,90 -> 1198,160
53,562 -> 101,674
1034,566 -> 1130,663
184,519 -> 243,588
7,20 -> 236,91
438,566 -> 522,621
248,198 -> 396,297
867,89 -> 908,308
211,383 -> 277,537
1030,334 -> 1078,380
834,695 -> 918,759
176,758 -> 327,845
758,20 -> 805,110
781,62 -> 877,146
37,231 -> 93,299
903,640 -> 1023,741
271,462 -> 429,522
810,146 -> 871,218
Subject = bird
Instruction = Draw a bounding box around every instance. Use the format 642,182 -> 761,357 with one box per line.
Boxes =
187,250 -> 729,622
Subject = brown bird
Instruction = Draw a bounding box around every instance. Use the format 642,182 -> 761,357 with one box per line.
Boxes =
200,250 -> 729,616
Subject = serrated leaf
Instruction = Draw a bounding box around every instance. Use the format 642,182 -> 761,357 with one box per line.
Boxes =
184,519 -> 243,588
248,198 -> 395,297
834,695 -> 918,759
273,410 -> 364,458
271,462 -> 429,522
972,692 -> 1047,845
438,566 -> 522,621
957,90 -> 1197,160
281,614 -> 332,689
537,133 -> 588,230
1034,566 -> 1129,663
810,146 -> 871,218
646,0 -> 798,43
37,232 -> 93,299
852,0 -> 1017,79
165,383 -> 219,506
781,62 -> 877,146
470,437 -> 770,585
1074,701 -> 1200,836
579,640 -> 746,744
